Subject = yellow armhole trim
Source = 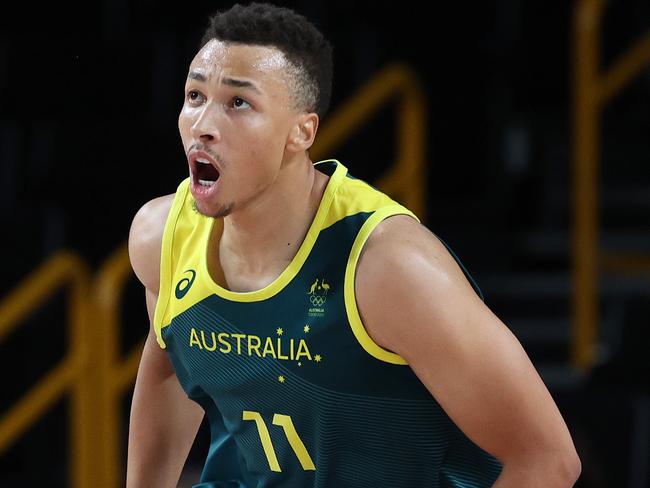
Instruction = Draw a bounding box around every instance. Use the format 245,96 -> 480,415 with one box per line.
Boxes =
344,205 -> 420,365
153,179 -> 190,349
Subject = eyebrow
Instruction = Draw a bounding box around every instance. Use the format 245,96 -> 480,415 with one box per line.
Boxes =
188,71 -> 262,95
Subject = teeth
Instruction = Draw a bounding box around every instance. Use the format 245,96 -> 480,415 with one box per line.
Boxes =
199,179 -> 215,186
196,158 -> 210,165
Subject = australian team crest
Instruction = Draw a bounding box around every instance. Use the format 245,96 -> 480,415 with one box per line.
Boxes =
307,278 -> 330,317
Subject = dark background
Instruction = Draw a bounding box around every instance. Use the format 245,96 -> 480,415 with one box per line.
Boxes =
1,1 -> 649,486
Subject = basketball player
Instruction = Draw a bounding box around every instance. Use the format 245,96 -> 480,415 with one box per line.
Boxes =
126,3 -> 581,487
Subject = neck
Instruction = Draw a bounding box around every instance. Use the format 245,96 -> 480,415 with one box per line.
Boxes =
219,154 -> 328,275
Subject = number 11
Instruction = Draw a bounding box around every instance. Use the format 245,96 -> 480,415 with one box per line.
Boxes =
242,410 -> 316,472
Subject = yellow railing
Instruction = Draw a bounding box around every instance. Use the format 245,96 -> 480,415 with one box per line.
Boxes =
0,62 -> 427,488
573,0 -> 650,369
0,252 -> 94,487
312,63 -> 427,219
93,245 -> 142,488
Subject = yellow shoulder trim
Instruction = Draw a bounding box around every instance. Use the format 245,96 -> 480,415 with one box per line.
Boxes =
321,177 -> 396,230
153,178 -> 190,349
344,205 -> 420,365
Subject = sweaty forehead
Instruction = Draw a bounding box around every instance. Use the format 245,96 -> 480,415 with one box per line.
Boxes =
190,40 -> 290,86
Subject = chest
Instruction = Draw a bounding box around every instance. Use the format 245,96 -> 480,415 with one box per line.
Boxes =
206,218 -> 305,295
162,211 -> 434,401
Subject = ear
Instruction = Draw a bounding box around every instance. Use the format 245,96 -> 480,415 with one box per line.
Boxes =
286,113 -> 319,153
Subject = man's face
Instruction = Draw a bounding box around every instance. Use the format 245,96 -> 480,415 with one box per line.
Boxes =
179,40 -> 300,217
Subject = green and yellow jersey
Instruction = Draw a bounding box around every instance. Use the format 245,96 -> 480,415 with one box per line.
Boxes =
154,160 -> 502,487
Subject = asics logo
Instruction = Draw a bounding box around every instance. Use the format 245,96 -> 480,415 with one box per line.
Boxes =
175,270 -> 196,299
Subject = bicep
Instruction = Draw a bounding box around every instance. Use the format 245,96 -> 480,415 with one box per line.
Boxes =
128,287 -> 204,487
356,222 -> 574,465
402,297 -> 567,465
140,287 -> 175,380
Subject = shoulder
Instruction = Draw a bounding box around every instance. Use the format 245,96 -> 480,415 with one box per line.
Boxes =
355,217 -> 581,478
128,194 -> 175,293
357,214 -> 472,291
355,214 -> 483,354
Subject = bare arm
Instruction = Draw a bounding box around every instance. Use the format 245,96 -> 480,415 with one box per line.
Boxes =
126,196 -> 205,488
356,216 -> 581,488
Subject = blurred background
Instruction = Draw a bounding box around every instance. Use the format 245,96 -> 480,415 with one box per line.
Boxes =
1,0 -> 649,486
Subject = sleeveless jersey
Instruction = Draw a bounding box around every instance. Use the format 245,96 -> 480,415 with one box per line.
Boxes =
154,160 -> 502,487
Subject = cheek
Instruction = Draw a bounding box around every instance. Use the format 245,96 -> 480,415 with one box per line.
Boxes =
236,120 -> 281,159
178,110 -> 191,147
248,118 -> 289,154
236,146 -> 278,191
178,111 -> 186,130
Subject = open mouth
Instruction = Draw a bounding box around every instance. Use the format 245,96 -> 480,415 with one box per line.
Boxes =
194,158 -> 220,187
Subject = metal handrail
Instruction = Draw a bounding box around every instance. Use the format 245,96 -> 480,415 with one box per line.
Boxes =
0,251 -> 93,487
573,0 -> 650,369
93,244 -> 142,488
312,62 -> 428,220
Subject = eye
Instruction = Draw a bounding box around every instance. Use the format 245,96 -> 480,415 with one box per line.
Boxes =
187,90 -> 204,104
231,97 -> 251,110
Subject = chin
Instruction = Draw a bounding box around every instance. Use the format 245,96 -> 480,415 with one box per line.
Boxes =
193,199 -> 234,218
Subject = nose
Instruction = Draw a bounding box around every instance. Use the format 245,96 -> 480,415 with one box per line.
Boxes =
189,104 -> 222,143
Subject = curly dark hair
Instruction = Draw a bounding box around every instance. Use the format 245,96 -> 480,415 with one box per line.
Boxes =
200,2 -> 333,119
